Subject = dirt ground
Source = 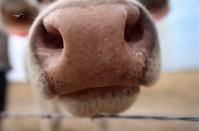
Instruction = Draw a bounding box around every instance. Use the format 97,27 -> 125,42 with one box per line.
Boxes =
1,71 -> 199,131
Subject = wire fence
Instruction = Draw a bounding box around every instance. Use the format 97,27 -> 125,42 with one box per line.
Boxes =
1,112 -> 199,122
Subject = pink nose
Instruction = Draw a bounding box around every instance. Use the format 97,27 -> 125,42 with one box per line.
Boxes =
34,4 -> 147,95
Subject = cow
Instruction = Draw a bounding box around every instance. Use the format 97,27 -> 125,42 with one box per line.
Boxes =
0,0 -> 169,130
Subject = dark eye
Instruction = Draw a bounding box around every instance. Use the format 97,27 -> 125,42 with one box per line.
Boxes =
13,13 -> 25,20
11,9 -> 37,25
11,5 -> 38,22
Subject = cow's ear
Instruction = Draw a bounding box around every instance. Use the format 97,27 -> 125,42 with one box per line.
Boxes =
139,0 -> 169,21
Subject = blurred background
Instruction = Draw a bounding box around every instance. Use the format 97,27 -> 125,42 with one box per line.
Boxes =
1,0 -> 199,131
157,0 -> 199,72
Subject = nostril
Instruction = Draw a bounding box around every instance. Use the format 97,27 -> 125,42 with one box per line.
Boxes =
34,22 -> 64,69
124,8 -> 143,43
39,23 -> 64,49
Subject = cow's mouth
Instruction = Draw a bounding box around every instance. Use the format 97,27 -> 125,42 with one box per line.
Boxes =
58,85 -> 140,116
60,85 -> 139,98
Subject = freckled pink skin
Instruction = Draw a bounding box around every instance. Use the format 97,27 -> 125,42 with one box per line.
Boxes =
45,5 -> 142,95
34,3 -> 157,96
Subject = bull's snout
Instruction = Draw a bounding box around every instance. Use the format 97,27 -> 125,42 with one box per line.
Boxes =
30,2 -> 159,96
28,0 -> 160,116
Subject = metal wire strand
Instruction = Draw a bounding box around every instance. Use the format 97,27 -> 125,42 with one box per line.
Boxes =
0,112 -> 199,122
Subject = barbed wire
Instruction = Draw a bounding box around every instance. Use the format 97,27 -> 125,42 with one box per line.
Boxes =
0,112 -> 199,122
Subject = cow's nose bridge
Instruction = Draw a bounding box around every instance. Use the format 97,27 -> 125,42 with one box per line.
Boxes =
40,4 -> 140,66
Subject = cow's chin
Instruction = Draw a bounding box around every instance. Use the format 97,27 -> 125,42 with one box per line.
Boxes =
58,86 -> 140,117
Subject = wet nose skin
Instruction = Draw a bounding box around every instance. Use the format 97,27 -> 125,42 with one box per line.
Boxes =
35,4 -> 147,95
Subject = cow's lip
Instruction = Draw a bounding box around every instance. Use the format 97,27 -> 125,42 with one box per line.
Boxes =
59,85 -> 139,97
57,85 -> 140,116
